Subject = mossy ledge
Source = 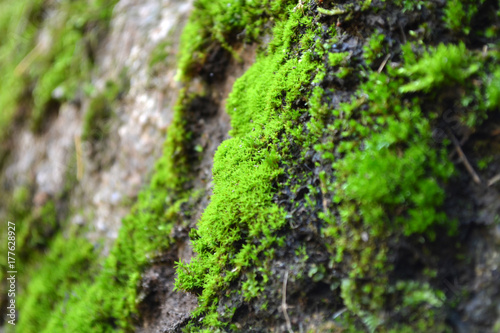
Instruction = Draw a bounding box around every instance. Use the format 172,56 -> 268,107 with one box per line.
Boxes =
174,0 -> 500,331
2,0 -> 500,332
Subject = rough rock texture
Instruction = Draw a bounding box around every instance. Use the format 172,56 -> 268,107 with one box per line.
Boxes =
78,0 -> 193,245
4,103 -> 81,204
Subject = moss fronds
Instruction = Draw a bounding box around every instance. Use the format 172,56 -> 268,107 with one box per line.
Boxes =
176,0 -> 293,81
175,0 -> 500,331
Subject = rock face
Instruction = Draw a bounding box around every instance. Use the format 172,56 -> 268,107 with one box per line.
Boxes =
76,0 -> 194,245
2,0 -> 194,245
1,0 -> 500,333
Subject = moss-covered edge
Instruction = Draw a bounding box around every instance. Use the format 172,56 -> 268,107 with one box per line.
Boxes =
174,0 -> 500,331
3,0 -> 500,332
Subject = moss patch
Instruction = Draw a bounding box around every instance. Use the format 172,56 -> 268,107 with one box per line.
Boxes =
174,0 -> 500,331
0,0 -> 118,137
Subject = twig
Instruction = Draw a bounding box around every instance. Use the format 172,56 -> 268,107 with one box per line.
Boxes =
446,128 -> 481,185
74,134 -> 84,180
482,45 -> 488,57
398,22 -> 407,44
448,130 -> 471,160
332,307 -> 347,319
317,7 -> 346,16
488,174 -> 500,187
282,271 -> 294,333
14,42 -> 43,76
377,53 -> 391,73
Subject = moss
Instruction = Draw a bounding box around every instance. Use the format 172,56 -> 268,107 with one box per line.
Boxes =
0,0 -> 118,136
175,9 -> 328,327
0,188 -> 58,274
13,83 -> 208,332
363,31 -> 387,66
29,0 -> 118,132
176,0 -> 293,81
443,0 -> 487,35
81,80 -> 122,143
173,0 -> 500,331
149,40 -> 174,70
331,71 -> 455,238
15,233 -> 98,333
0,0 -> 44,138
7,0 -> 500,331
387,0 -> 427,12
398,42 -> 480,94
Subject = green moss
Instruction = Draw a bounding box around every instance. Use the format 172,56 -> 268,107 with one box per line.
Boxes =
173,0 -> 500,331
29,0 -> 118,132
0,0 -> 118,135
149,40 -> 174,70
398,42 -> 480,94
175,9 -> 323,326
14,82 -> 207,332
487,67 -> 500,108
443,0 -> 486,35
332,72 -> 455,238
81,80 -> 122,143
0,0 -> 44,138
16,233 -> 98,333
9,0 -> 500,331
363,32 -> 386,66
0,188 -> 58,275
388,0 -> 427,12
176,0 -> 293,81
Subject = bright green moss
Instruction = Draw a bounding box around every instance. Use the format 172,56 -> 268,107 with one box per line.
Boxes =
487,67 -> 500,108
0,0 -> 118,134
16,234 -> 98,333
363,32 -> 386,66
173,1 -> 500,331
332,71 -> 455,238
443,0 -> 486,35
175,9 -> 324,326
25,93 -> 201,331
29,0 -> 118,132
176,0 -> 293,81
9,0 -> 500,331
399,42 -> 480,93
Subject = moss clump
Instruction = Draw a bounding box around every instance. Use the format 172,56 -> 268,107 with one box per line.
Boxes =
0,0 -> 44,138
176,0 -> 293,81
175,9 -> 331,327
0,0 -> 118,136
174,0 -> 500,331
29,0 -> 118,132
398,42 -> 480,94
81,80 -> 123,143
0,188 -> 58,278
16,233 -> 98,333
